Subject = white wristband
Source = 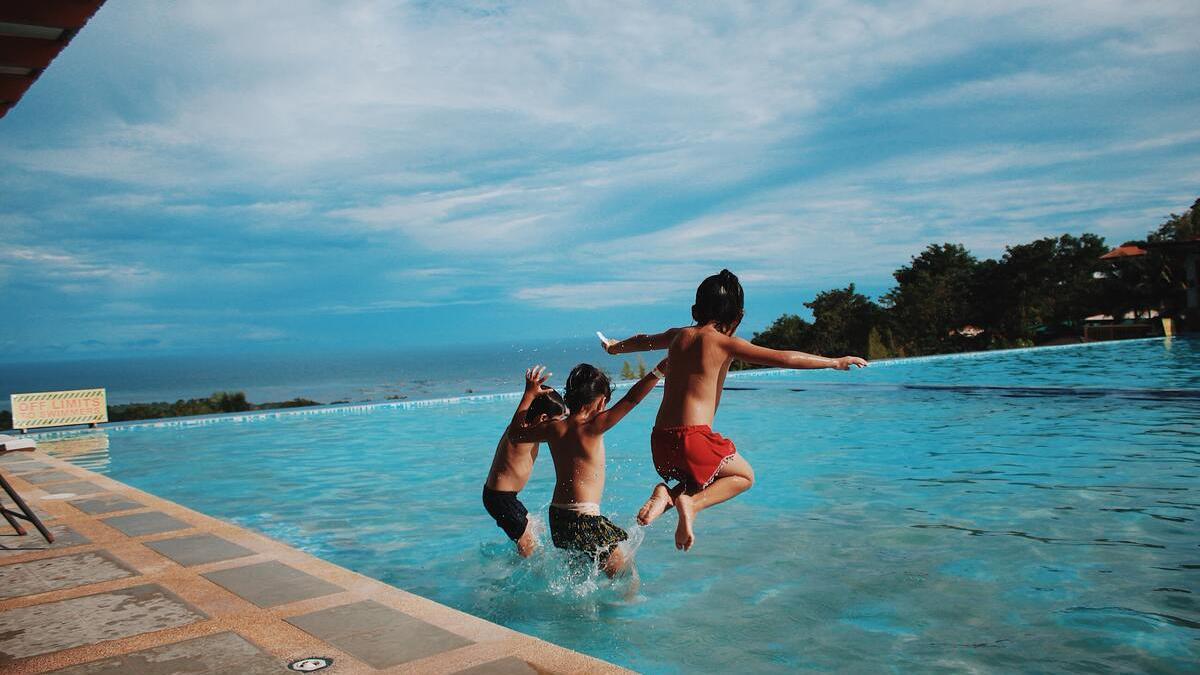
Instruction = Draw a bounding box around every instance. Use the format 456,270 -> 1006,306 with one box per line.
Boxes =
652,367 -> 665,379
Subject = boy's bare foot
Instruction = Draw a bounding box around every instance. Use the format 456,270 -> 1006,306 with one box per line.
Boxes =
637,483 -> 673,526
674,493 -> 696,551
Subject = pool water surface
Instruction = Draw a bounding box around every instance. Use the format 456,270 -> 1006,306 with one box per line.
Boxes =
43,338 -> 1200,673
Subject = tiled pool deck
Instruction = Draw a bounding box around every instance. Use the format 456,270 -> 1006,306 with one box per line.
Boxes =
0,450 -> 628,674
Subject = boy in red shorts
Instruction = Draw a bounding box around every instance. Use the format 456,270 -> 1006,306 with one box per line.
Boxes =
600,269 -> 867,551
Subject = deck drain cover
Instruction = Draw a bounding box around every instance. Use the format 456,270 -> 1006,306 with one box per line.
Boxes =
288,657 -> 333,672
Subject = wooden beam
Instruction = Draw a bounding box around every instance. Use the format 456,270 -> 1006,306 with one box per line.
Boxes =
0,73 -> 34,101
0,36 -> 66,69
0,0 -> 106,30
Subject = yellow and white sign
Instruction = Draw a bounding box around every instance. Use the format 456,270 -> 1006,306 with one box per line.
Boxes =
11,388 -> 108,431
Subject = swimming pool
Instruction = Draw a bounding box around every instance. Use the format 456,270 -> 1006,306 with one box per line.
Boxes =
41,338 -> 1199,673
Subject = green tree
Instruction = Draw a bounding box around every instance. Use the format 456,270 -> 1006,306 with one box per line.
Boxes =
1144,198 -> 1200,316
866,326 -> 897,360
882,243 -> 979,354
803,284 -> 885,357
739,313 -> 813,369
620,361 -> 636,380
210,391 -> 251,413
751,313 -> 813,351
983,234 -> 1108,342
1148,198 -> 1200,244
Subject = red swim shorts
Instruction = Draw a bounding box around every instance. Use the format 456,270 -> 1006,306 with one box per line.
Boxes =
650,425 -> 738,490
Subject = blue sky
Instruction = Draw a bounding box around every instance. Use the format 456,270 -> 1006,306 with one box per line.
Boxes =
2,1 -> 1198,360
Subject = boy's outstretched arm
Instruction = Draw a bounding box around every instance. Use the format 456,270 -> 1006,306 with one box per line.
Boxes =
726,337 -> 868,370
592,359 -> 668,432
599,328 -> 680,355
508,418 -> 561,444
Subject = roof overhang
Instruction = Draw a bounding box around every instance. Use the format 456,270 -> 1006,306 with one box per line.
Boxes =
0,1 -> 106,119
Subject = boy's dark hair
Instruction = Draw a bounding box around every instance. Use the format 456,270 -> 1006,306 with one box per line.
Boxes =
564,363 -> 612,413
525,389 -> 567,423
692,268 -> 744,328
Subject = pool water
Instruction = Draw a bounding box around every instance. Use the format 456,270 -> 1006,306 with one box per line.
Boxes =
42,338 -> 1200,673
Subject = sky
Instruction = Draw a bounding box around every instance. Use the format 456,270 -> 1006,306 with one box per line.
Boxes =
2,0 -> 1199,360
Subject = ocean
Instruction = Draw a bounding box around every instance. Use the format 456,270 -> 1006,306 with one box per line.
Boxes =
0,337 -> 655,409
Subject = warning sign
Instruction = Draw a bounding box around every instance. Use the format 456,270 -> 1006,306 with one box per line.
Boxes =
11,388 -> 108,431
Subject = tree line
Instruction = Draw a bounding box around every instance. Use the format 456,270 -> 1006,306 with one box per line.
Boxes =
745,197 -> 1199,361
1,392 -> 322,431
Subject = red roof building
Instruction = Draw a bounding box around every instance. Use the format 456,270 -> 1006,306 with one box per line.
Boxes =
1098,244 -> 1148,260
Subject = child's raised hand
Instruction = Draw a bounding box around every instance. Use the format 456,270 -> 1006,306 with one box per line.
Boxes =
834,356 -> 868,370
524,365 -> 553,393
597,331 -> 618,354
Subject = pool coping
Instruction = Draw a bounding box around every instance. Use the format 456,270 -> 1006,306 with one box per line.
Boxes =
0,450 -> 630,674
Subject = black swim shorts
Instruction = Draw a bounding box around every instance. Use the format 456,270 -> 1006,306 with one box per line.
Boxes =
547,505 -> 628,563
482,486 -> 529,541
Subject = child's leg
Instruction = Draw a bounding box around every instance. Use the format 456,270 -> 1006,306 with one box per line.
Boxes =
602,544 -> 634,580
675,454 -> 755,552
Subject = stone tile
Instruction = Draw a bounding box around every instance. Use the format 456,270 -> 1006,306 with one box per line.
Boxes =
145,534 -> 255,567
455,657 -> 539,675
0,499 -> 55,525
0,524 -> 90,557
42,481 -> 108,498
0,550 -> 137,599
101,511 -> 190,537
287,600 -> 473,669
70,495 -> 143,515
48,631 -> 280,675
0,452 -> 43,465
20,470 -> 77,485
2,460 -> 51,475
0,583 -> 207,662
202,561 -> 342,608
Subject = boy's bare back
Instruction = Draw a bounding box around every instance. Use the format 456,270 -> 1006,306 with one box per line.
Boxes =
512,363 -> 664,506
485,434 -> 539,493
656,325 -> 735,429
539,418 -> 608,505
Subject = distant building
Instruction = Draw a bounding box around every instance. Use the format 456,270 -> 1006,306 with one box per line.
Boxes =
1097,238 -> 1199,334
1084,310 -> 1160,323
948,325 -> 985,338
1098,245 -> 1148,260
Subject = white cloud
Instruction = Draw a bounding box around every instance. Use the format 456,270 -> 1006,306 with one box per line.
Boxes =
2,246 -> 157,287
1,0 -> 1198,347
514,280 -> 692,309
316,298 -> 488,315
560,128 -> 1200,292
13,0 -> 1193,187
905,66 -> 1136,109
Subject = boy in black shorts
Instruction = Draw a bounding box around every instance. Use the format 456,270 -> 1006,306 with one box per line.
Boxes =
483,366 -> 566,557
509,360 -> 666,577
